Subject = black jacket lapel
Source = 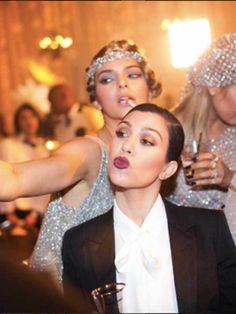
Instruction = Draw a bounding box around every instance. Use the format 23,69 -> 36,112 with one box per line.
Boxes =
88,209 -> 116,287
86,202 -> 198,312
165,200 -> 198,313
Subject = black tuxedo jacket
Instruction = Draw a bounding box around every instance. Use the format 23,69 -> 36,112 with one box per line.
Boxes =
62,199 -> 236,313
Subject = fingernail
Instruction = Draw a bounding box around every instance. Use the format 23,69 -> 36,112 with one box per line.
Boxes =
186,174 -> 193,178
184,165 -> 191,170
192,155 -> 199,162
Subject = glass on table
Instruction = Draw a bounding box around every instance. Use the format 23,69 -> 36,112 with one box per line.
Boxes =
91,282 -> 125,314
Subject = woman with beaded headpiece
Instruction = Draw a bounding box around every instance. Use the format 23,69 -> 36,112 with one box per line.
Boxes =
166,33 -> 236,244
0,40 -> 161,284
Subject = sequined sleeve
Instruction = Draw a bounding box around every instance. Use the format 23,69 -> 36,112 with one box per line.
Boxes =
167,127 -> 236,244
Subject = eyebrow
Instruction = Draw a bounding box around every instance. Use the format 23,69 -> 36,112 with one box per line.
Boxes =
118,121 -> 163,141
97,65 -> 142,78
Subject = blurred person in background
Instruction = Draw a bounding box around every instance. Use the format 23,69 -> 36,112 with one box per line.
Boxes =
166,33 -> 236,244
0,103 -> 50,235
40,83 -> 96,143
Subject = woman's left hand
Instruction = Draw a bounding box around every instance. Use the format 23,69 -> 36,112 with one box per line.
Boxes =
190,152 -> 234,189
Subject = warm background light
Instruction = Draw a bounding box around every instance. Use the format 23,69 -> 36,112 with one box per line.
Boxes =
168,18 -> 212,68
0,1 -> 235,116
45,140 -> 60,152
39,34 -> 73,50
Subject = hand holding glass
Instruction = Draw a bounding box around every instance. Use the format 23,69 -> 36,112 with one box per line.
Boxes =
91,282 -> 125,314
182,139 -> 199,185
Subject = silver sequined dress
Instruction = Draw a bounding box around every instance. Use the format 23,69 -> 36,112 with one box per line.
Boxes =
167,127 -> 236,242
29,136 -> 114,283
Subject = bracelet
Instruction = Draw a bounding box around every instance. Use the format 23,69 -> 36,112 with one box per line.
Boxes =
229,172 -> 236,192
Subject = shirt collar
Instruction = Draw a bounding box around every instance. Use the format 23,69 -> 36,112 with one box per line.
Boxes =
114,194 -> 167,239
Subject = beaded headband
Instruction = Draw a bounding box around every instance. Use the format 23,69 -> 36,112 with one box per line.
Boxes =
181,32 -> 236,98
86,48 -> 145,79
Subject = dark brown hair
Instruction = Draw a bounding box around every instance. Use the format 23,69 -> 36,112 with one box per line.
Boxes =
124,103 -> 185,162
14,103 -> 41,134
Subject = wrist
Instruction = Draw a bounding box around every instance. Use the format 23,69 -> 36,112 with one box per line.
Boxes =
229,171 -> 236,191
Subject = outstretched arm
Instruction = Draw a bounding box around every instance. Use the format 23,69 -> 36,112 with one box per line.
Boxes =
0,137 -> 96,201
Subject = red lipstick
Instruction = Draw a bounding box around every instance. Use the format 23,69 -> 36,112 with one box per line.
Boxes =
113,156 -> 130,169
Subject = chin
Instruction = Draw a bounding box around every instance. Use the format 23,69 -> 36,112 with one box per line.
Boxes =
110,175 -> 131,188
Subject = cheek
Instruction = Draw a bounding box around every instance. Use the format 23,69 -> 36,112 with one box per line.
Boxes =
215,93 -> 236,124
18,118 -> 25,128
135,81 -> 149,97
137,158 -> 163,179
131,154 -> 166,185
226,91 -> 236,112
96,84 -> 115,100
32,119 -> 39,128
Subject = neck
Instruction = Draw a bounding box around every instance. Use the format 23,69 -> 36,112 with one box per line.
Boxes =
97,116 -> 121,147
115,185 -> 161,226
207,107 -> 227,139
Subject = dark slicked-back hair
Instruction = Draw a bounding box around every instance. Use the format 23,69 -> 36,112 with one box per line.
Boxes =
123,103 -> 185,162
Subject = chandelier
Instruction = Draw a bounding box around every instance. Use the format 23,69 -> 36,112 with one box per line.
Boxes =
39,34 -> 73,58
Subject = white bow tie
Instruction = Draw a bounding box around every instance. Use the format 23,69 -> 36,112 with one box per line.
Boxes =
115,229 -> 161,278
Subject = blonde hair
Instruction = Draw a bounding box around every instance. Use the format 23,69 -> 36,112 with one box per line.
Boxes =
171,87 -> 211,143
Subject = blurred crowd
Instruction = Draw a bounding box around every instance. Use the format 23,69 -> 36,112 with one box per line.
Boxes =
0,83 -> 102,263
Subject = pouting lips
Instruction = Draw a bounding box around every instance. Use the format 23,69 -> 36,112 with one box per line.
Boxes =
113,156 -> 130,169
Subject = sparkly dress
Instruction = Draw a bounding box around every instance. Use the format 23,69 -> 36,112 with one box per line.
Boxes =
29,136 -> 114,283
167,127 -> 236,243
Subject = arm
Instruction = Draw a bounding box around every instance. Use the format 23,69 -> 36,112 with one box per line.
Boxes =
0,137 -> 97,201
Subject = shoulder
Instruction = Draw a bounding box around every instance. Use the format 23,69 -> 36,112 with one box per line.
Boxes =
164,199 -> 236,249
53,135 -> 102,161
164,198 -> 227,229
63,209 -> 113,247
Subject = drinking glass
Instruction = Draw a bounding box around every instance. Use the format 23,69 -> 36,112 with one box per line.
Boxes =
182,139 -> 199,185
91,282 -> 125,314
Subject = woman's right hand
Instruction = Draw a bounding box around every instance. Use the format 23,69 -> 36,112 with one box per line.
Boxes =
187,151 -> 234,189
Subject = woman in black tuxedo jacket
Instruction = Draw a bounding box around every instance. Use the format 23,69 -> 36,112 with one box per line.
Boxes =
62,103 -> 236,313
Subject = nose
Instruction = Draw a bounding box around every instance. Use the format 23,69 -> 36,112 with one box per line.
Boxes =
121,138 -> 133,154
118,76 -> 128,89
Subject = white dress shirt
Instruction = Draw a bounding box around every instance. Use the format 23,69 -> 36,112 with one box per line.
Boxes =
114,195 -> 178,313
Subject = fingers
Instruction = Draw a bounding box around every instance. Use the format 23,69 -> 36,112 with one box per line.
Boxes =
192,168 -> 220,186
186,153 -> 222,186
210,156 -> 219,169
192,151 -> 213,161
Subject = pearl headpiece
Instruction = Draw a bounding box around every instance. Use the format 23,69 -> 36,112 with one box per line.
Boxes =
86,48 -> 145,79
182,32 -> 236,98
